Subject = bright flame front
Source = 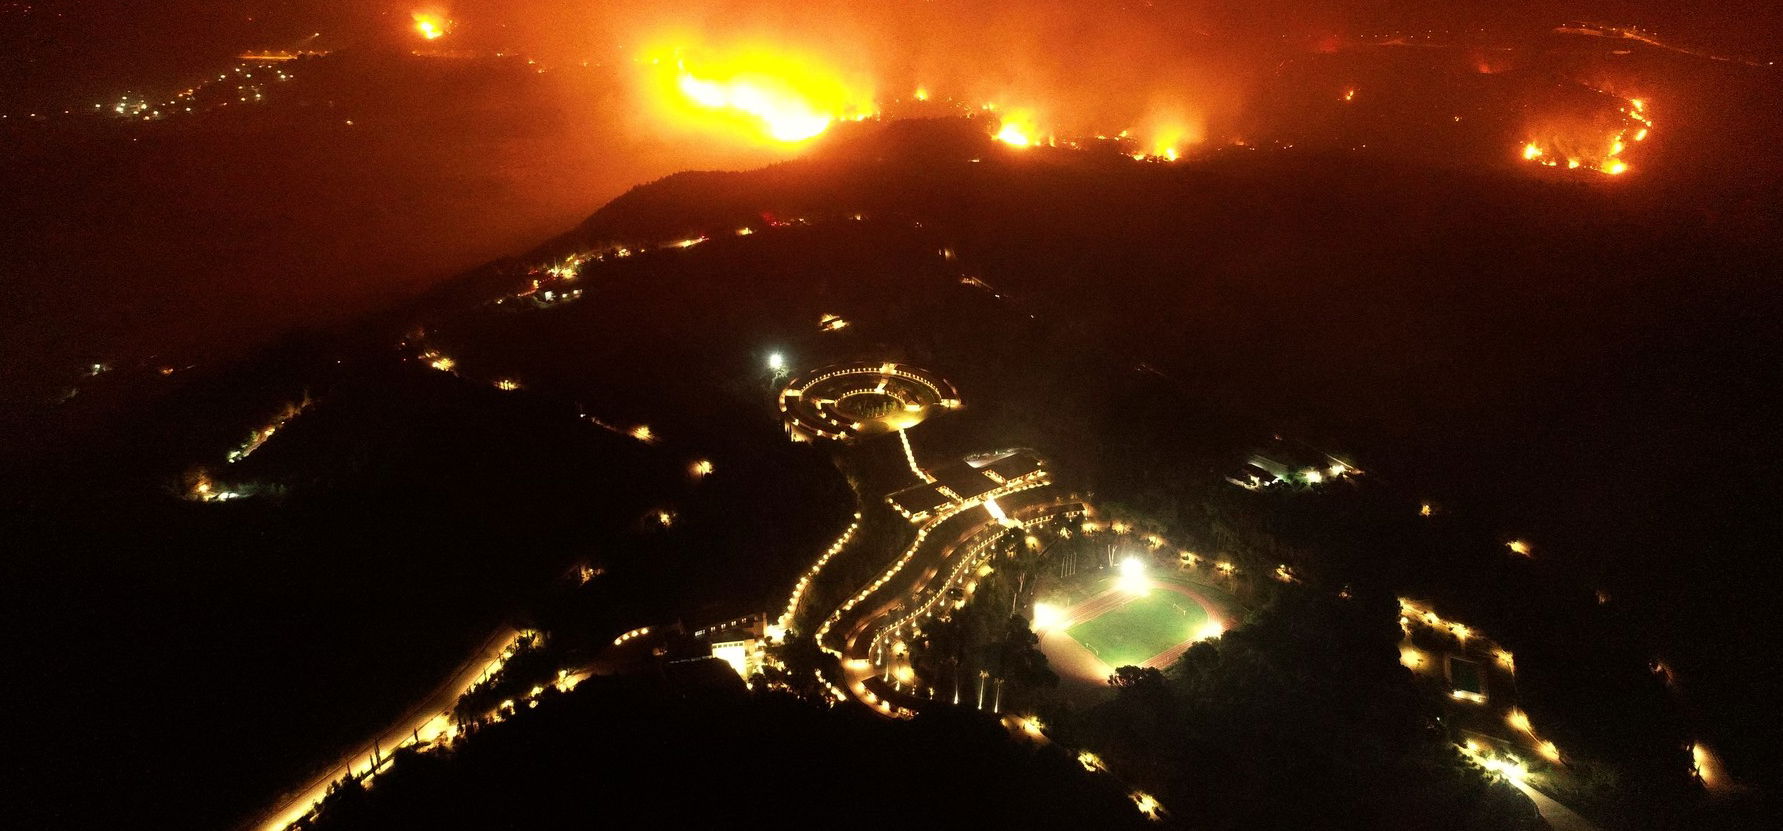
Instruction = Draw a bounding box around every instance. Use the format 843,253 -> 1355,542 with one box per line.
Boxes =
644,46 -> 876,145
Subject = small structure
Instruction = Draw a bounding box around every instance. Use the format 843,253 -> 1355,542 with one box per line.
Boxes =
887,450 -> 1049,522
694,613 -> 768,679
1226,437 -> 1360,490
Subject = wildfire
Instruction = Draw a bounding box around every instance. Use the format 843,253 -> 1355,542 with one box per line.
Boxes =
992,110 -> 1043,148
1519,95 -> 1650,176
1125,110 -> 1200,162
411,11 -> 451,41
643,45 -> 876,144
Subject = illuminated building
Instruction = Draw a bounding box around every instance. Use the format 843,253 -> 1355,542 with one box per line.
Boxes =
778,361 -> 960,442
886,450 -> 1048,523
1225,437 -> 1360,490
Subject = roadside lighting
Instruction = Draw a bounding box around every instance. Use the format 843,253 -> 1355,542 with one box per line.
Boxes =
1507,709 -> 1532,733
1692,742 -> 1723,789
1479,755 -> 1528,784
1507,540 -> 1531,556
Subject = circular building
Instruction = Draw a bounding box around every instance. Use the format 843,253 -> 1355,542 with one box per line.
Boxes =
779,362 -> 961,441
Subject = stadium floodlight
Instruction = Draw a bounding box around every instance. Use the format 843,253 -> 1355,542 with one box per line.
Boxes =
1032,602 -> 1062,631
1117,555 -> 1150,595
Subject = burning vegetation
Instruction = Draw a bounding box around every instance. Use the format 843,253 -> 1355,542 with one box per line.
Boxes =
638,44 -> 877,145
411,10 -> 453,41
1520,95 -> 1653,175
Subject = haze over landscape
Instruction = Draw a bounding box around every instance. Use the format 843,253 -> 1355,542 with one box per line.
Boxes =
2,2 -> 1779,829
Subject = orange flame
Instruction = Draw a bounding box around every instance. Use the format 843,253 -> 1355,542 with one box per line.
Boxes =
641,45 -> 876,145
992,109 -> 1043,147
411,10 -> 451,41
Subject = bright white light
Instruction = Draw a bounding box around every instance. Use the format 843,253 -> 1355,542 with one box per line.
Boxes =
1032,602 -> 1062,630
1117,556 -> 1150,595
768,352 -> 785,371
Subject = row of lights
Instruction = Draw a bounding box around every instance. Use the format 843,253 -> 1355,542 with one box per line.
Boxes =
777,510 -> 865,634
868,504 -> 1062,660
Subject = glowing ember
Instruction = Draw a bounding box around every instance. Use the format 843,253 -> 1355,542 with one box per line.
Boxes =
643,45 -> 876,144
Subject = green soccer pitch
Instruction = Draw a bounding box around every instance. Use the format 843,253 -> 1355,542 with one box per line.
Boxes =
1065,588 -> 1212,669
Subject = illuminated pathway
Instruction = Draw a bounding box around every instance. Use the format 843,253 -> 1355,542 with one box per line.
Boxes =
247,627 -> 592,831
830,496 -> 1087,715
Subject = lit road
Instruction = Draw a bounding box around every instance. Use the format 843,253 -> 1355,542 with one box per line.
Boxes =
244,626 -> 526,831
1513,781 -> 1600,831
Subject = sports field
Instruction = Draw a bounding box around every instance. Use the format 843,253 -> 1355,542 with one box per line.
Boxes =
1066,588 -> 1211,669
